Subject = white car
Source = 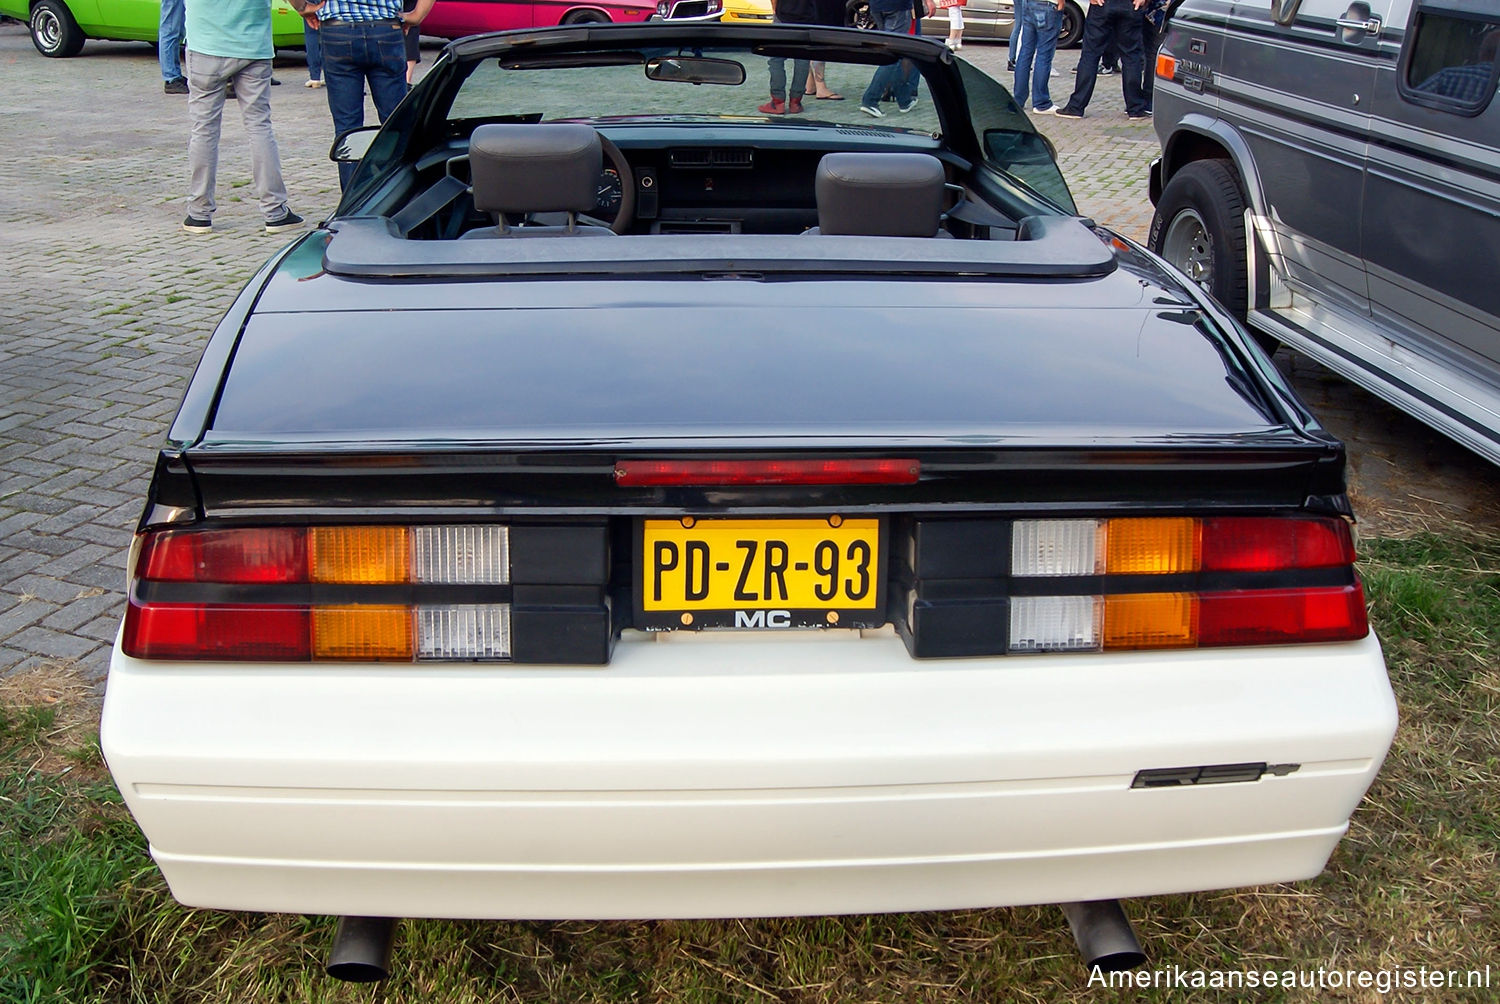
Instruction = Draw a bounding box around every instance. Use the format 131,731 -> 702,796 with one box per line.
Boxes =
102,23 -> 1395,982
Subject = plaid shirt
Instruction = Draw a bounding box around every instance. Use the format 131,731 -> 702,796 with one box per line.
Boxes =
315,0 -> 404,21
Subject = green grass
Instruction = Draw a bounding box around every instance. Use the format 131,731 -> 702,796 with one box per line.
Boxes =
1,530 -> 1496,1003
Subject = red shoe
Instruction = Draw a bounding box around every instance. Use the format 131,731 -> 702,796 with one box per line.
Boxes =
786,97 -> 804,114
758,96 -> 786,114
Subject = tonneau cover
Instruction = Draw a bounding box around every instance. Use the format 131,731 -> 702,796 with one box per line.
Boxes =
320,215 -> 1117,280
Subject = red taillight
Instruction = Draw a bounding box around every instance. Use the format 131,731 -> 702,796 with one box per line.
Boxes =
1199,583 -> 1369,646
123,525 -> 518,662
1201,517 -> 1354,571
614,458 -> 920,487
139,528 -> 307,583
121,602 -> 311,660
1001,516 -> 1369,654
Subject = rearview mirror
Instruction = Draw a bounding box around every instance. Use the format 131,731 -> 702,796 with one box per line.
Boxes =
645,56 -> 747,85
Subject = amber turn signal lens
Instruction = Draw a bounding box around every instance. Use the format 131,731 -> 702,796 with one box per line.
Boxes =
310,527 -> 410,584
1156,53 -> 1177,80
312,606 -> 414,660
1105,518 -> 1200,575
1104,592 -> 1197,649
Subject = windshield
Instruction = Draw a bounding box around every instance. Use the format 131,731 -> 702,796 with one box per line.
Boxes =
448,45 -> 946,137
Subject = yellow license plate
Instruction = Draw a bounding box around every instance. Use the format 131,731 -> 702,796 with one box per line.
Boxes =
637,517 -> 885,630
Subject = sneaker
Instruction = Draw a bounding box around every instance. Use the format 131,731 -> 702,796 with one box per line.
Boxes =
858,104 -> 884,118
182,215 -> 212,234
264,210 -> 305,234
786,97 -> 804,114
1098,64 -> 1115,75
897,98 -> 917,113
1006,60 -> 1015,71
757,96 -> 786,114
1054,107 -> 1084,119
304,78 -> 324,88
164,77 -> 188,94
271,77 -> 281,85
1032,104 -> 1058,115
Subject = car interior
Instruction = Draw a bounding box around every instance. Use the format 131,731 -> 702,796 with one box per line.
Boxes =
364,121 -> 1042,244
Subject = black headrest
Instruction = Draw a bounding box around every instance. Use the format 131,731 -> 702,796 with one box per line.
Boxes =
815,153 -> 947,237
469,123 -> 602,216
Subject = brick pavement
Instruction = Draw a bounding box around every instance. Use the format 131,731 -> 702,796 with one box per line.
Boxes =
0,23 -> 1495,686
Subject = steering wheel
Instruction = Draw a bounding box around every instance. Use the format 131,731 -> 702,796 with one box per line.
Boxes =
580,134 -> 635,234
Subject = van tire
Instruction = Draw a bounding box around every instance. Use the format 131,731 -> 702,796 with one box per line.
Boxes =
1149,159 -> 1251,320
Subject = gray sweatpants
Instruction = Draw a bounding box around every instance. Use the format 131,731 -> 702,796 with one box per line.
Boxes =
186,51 -> 289,222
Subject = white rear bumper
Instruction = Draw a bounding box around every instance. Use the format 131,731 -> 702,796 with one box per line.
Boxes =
101,629 -> 1396,919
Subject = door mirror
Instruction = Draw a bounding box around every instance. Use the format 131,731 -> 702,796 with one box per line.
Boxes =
330,126 -> 381,163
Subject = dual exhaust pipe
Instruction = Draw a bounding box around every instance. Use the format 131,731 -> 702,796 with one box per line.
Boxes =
324,902 -> 1143,982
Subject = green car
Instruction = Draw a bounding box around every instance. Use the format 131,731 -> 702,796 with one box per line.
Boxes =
0,0 -> 307,58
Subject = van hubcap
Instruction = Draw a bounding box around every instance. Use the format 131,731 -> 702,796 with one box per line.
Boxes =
1162,210 -> 1213,286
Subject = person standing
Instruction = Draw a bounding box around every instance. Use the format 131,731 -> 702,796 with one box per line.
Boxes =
937,0 -> 966,49
1054,0 -> 1150,120
1140,0 -> 1168,114
402,0 -> 422,84
182,0 -> 303,234
160,0 -> 187,93
1012,0 -> 1065,114
290,0 -> 436,188
804,0 -> 845,100
758,0 -> 816,114
859,0 -> 933,117
304,18 -> 324,87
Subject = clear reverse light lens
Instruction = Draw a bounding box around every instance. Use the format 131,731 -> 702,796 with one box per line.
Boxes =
413,526 -> 510,584
1009,595 -> 1102,652
1012,520 -> 1103,576
417,604 -> 512,660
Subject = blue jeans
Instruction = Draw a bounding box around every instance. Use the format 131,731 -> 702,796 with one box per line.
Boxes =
1012,0 -> 1062,110
860,8 -> 919,108
766,14 -> 809,100
319,20 -> 409,188
1061,0 -> 1147,116
767,56 -> 810,101
158,0 -> 185,82
305,23 -> 323,82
